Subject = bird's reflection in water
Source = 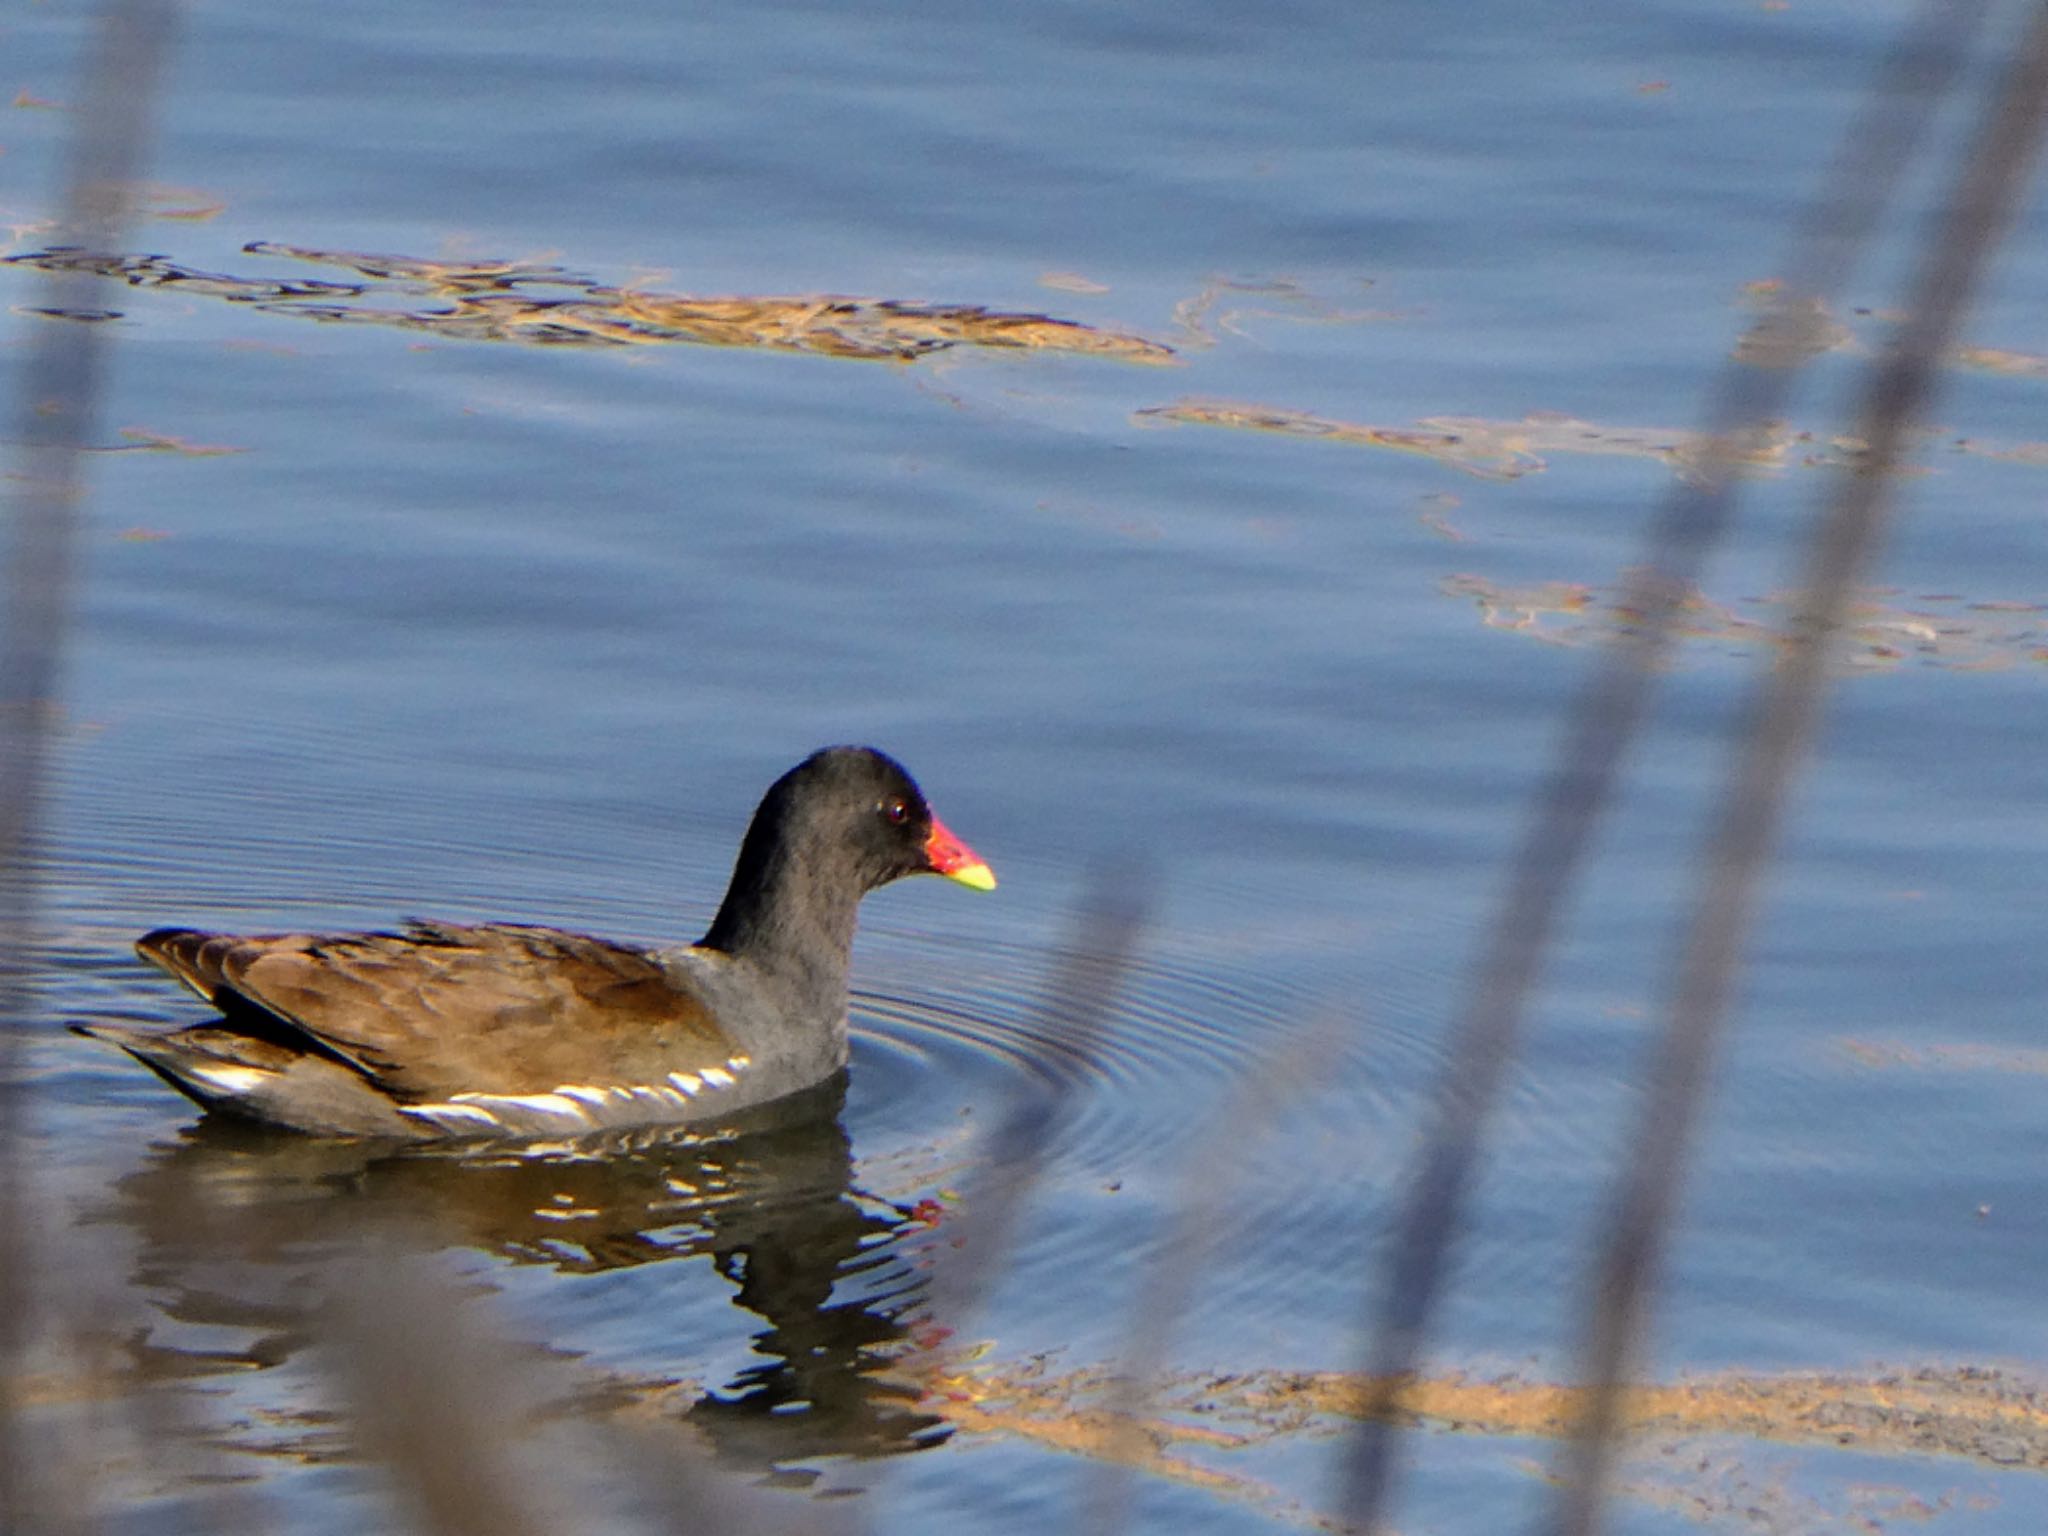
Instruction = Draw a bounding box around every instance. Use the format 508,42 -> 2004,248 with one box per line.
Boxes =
94,1075 -> 949,1480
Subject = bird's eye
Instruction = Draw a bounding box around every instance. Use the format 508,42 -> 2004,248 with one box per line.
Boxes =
882,797 -> 910,824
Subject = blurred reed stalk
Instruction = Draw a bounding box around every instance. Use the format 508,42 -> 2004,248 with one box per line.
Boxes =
923,873 -> 1148,1330
1340,2 -> 2037,1533
1083,1009 -> 1348,1536
0,2 -> 176,1528
1553,11 -> 2048,1535
1338,0 -> 2010,1530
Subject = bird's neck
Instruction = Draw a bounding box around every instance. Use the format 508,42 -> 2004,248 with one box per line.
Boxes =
700,836 -> 862,1012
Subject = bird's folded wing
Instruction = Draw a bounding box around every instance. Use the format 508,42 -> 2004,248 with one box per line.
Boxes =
139,921 -> 735,1099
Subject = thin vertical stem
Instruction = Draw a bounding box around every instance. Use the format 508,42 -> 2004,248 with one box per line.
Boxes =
0,4 -> 177,1527
1552,11 -> 2048,1534
1338,3 -> 1993,1529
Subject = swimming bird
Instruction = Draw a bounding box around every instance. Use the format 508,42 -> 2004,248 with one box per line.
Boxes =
72,746 -> 995,1139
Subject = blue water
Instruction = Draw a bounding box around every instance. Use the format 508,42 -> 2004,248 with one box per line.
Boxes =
7,0 -> 2048,1530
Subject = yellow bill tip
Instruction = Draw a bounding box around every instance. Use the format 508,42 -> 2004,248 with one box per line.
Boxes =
944,860 -> 997,893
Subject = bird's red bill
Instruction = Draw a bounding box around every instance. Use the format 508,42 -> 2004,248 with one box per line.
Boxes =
924,815 -> 997,891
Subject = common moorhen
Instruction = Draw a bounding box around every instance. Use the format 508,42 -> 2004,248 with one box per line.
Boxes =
73,746 -> 995,1139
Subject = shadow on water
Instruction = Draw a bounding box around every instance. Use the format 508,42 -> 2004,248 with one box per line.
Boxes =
93,1077 -> 949,1479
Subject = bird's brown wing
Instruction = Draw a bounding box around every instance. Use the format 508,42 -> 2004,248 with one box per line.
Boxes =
139,926 -> 300,1006
136,921 -> 736,1100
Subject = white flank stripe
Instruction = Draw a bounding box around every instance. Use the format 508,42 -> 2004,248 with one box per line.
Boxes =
403,1066 -> 752,1135
400,1102 -> 504,1131
188,1064 -> 276,1094
448,1091 -> 595,1124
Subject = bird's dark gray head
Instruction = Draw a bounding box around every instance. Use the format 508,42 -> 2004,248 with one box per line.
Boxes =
701,746 -> 993,961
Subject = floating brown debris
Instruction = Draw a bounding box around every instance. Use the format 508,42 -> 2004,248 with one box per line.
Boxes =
114,427 -> 244,456
1140,395 -> 2048,483
1137,399 -> 1809,484
149,201 -> 226,224
1962,437 -> 2048,466
1837,1038 -> 2048,1075
1251,1367 -> 2048,1470
1040,271 -> 1111,295
911,1353 -> 1350,1533
127,183 -> 228,223
1446,576 -> 1601,634
1170,276 -> 1395,350
1,243 -> 1177,365
1444,575 -> 2048,672
1138,398 -> 1546,480
1416,492 -> 1468,542
545,1350 -> 2048,1531
917,1356 -> 2048,1477
1952,345 -> 2048,378
1737,284 -> 2048,382
1736,300 -> 1860,369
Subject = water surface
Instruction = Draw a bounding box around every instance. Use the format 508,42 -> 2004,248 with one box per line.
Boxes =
7,0 -> 2048,1531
